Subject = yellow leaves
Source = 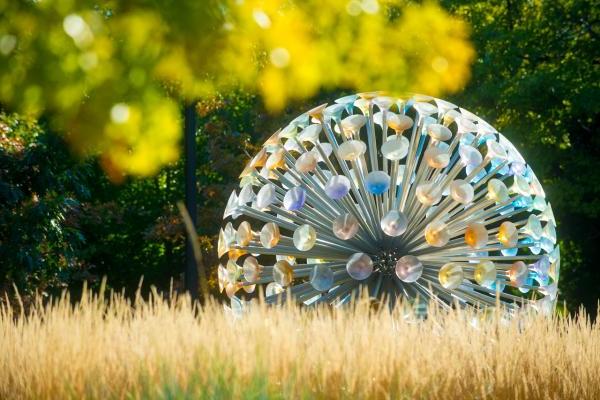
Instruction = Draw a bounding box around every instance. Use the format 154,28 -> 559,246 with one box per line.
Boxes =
0,0 -> 474,180
221,0 -> 474,111
100,95 -> 181,180
395,2 -> 475,95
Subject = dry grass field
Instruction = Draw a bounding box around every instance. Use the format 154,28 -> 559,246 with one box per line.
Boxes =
1,286 -> 598,399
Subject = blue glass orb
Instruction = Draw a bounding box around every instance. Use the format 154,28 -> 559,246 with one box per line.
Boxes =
365,171 -> 390,194
283,186 -> 306,211
325,175 -> 351,200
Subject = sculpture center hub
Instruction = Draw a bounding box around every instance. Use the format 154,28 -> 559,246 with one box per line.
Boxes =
373,249 -> 403,276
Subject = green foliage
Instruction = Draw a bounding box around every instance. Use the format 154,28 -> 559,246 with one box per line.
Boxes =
0,91 -> 266,299
0,113 -> 92,294
444,0 -> 599,314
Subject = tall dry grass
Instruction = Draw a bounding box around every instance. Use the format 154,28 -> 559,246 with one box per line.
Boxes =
1,286 -> 598,400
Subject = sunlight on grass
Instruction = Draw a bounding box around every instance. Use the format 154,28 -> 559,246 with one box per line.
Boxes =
1,287 -> 598,399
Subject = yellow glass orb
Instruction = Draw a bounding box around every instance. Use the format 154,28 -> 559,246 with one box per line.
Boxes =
262,131 -> 282,148
249,147 -> 268,168
465,222 -> 488,249
217,229 -> 230,258
387,114 -> 413,132
340,115 -> 367,138
242,284 -> 256,294
228,248 -> 247,261
425,220 -> 450,247
549,259 -> 560,281
487,179 -> 510,203
273,260 -> 294,287
474,261 -> 496,286
497,221 -> 518,247
236,221 -> 253,247
439,262 -> 464,290
265,147 -> 286,170
442,109 -> 461,126
260,222 -> 280,248
293,224 -> 317,251
225,282 -> 242,298
307,103 -> 327,119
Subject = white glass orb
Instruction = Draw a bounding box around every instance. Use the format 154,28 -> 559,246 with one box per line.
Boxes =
380,210 -> 408,237
427,123 -> 452,141
450,179 -> 474,204
298,124 -> 322,143
265,282 -> 284,297
243,256 -> 262,283
459,144 -> 483,166
373,96 -> 395,110
265,148 -> 286,170
332,213 -> 360,240
485,139 -> 507,160
424,146 -> 450,168
340,114 -> 367,138
395,255 -> 423,283
312,143 -> 333,163
381,135 -> 409,160
293,224 -> 317,251
238,184 -> 256,205
439,262 -> 464,290
511,174 -> 531,196
443,109 -> 461,126
414,102 -> 438,115
416,182 -> 442,206
338,140 -> 367,160
346,252 -> 373,280
256,184 -> 277,209
524,214 -> 543,240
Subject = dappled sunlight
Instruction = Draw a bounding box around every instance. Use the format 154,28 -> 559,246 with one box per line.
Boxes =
0,1 -> 473,178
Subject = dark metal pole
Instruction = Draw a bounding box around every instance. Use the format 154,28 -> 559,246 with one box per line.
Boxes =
184,102 -> 199,299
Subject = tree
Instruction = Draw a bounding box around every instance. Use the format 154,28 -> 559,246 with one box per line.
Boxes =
0,0 -> 474,178
0,113 -> 92,296
443,0 -> 600,313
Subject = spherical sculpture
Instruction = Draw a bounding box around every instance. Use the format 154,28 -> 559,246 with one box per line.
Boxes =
218,92 -> 560,314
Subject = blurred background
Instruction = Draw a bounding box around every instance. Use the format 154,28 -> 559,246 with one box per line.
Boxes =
0,0 -> 598,314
